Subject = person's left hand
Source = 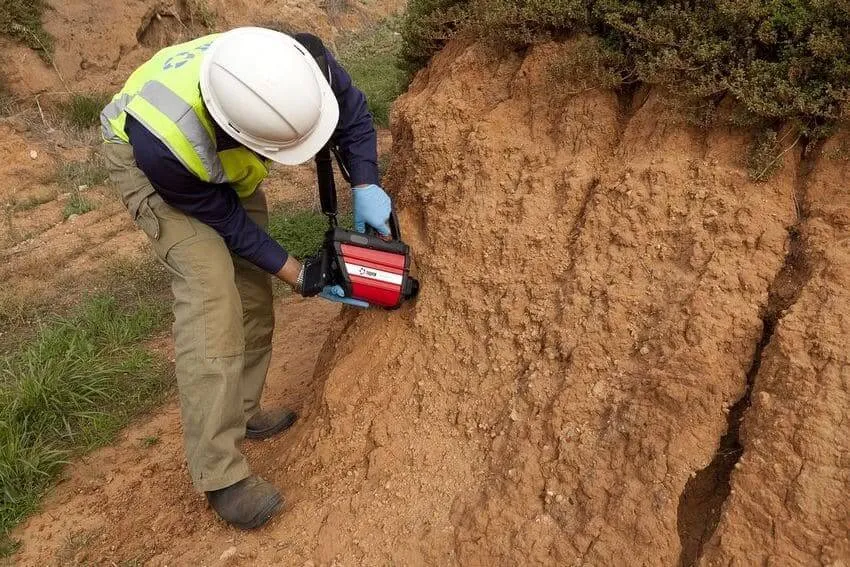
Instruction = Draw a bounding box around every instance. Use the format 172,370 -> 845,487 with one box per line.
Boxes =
318,285 -> 370,308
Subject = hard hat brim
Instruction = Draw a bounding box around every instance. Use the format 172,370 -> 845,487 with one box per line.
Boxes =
200,28 -> 341,166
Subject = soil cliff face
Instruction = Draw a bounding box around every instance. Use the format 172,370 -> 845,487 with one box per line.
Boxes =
270,39 -> 848,564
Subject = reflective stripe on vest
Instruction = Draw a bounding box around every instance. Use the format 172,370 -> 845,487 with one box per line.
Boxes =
100,34 -> 268,198
132,80 -> 226,183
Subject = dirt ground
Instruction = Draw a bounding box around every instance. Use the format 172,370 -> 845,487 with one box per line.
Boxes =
12,298 -> 343,566
3,5 -> 850,567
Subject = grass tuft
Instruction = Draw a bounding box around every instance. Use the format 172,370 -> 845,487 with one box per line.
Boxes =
0,295 -> 170,554
185,0 -> 217,29
0,75 -> 16,118
323,0 -> 351,19
62,192 -> 95,219
60,93 -> 112,131
56,158 -> 110,191
338,21 -> 407,127
55,157 -> 109,219
0,0 -> 53,56
140,435 -> 159,447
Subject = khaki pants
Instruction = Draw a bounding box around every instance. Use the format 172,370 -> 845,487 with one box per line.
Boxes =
102,142 -> 274,493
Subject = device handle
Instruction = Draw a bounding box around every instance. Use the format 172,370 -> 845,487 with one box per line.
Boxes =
389,209 -> 401,240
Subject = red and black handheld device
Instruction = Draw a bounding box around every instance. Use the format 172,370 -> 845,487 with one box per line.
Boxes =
299,146 -> 420,309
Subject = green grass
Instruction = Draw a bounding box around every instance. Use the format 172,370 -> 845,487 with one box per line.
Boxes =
62,193 -> 95,219
56,158 -> 110,191
0,0 -> 53,57
55,158 -> 109,219
186,0 -> 217,29
268,207 -> 337,261
60,93 -> 112,131
0,255 -> 170,351
140,435 -> 159,448
0,76 -> 16,118
378,152 -> 392,178
0,295 -> 171,555
267,206 -> 353,298
338,21 -> 407,127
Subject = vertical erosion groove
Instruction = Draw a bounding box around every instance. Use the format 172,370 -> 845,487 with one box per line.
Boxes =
675,138 -> 818,567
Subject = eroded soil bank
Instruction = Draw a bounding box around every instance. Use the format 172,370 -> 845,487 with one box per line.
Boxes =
11,39 -> 850,566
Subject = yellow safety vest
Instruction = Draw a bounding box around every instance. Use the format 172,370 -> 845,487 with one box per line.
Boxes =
100,34 -> 269,199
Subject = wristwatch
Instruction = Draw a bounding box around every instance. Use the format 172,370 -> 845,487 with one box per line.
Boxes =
294,265 -> 305,294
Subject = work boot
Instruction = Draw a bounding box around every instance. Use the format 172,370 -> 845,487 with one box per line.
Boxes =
206,475 -> 283,529
245,407 -> 298,440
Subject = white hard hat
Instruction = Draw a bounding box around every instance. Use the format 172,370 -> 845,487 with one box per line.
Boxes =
200,27 -> 339,165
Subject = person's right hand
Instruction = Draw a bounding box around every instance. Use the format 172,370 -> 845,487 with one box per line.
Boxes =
276,256 -> 303,290
352,184 -> 391,235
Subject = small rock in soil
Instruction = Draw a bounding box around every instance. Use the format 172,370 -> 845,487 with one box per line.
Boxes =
218,546 -> 237,562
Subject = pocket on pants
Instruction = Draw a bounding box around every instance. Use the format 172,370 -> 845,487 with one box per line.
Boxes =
133,199 -> 161,240
131,195 -> 197,273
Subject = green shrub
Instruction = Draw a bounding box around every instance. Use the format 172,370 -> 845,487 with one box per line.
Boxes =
60,93 -> 112,131
338,21 -> 408,126
0,0 -> 53,56
546,35 -> 628,92
402,0 -> 850,133
400,0 -> 469,72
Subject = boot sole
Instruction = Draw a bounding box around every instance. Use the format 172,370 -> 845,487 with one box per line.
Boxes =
245,411 -> 298,440
233,493 -> 284,530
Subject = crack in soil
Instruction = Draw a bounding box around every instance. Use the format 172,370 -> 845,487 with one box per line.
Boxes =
675,138 -> 818,567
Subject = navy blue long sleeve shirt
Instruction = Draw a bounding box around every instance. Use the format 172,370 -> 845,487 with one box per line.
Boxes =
127,48 -> 378,274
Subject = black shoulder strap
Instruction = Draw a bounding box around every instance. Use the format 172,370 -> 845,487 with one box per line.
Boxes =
293,33 -> 331,83
293,32 -> 349,225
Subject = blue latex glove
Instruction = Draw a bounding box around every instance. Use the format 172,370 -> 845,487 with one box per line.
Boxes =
318,285 -> 370,309
352,184 -> 391,235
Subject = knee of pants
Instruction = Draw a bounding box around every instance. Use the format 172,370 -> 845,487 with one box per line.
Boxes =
171,238 -> 246,359
233,259 -> 274,350
243,308 -> 274,350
